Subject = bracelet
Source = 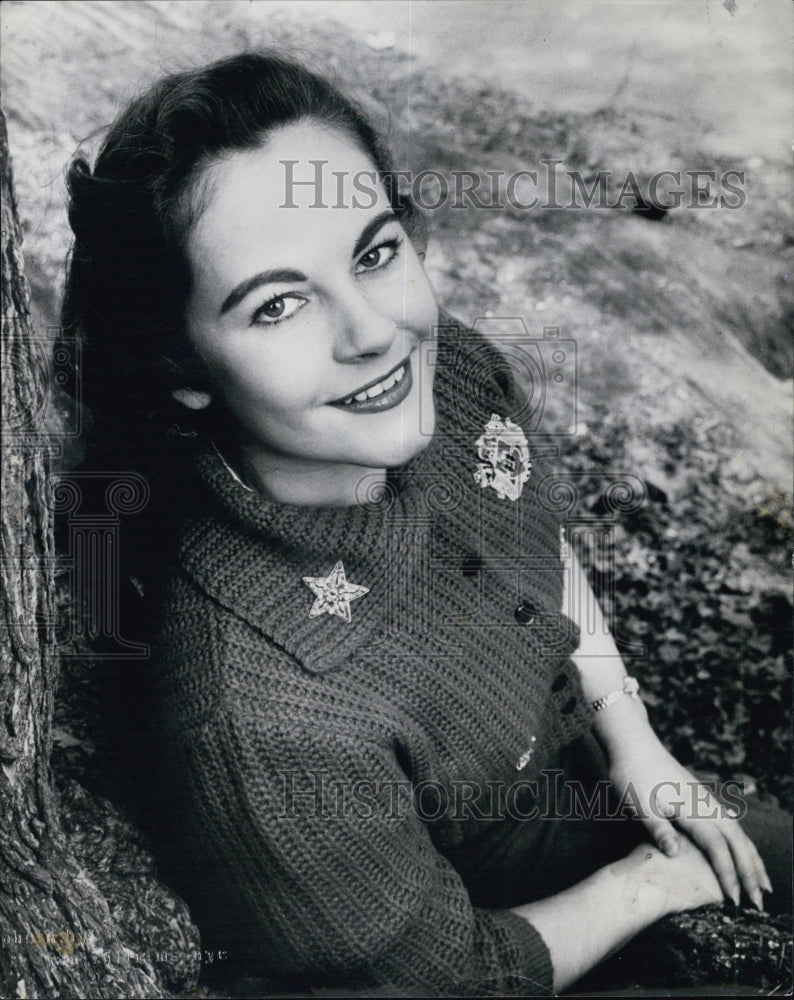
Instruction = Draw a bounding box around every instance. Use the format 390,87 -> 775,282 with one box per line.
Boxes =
591,675 -> 640,712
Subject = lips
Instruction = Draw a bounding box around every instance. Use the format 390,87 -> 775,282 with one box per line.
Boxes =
329,356 -> 413,413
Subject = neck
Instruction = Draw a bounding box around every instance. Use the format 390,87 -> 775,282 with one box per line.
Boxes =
237,444 -> 386,508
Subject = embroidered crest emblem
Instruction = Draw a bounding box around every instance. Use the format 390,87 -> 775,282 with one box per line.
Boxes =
303,561 -> 370,623
473,413 -> 531,501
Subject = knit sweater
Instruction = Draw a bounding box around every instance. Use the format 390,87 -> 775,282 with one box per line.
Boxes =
153,313 -> 594,996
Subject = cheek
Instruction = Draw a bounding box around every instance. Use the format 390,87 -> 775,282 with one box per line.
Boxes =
404,260 -> 438,322
207,341 -> 326,415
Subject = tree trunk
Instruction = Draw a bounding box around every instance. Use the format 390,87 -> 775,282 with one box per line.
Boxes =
0,107 -> 172,1000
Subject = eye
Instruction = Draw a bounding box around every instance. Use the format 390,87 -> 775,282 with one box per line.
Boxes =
251,293 -> 307,326
356,238 -> 401,274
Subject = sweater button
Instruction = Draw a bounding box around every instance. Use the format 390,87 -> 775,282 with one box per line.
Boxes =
461,555 -> 483,577
514,600 -> 537,625
551,672 -> 568,692
561,696 -> 577,715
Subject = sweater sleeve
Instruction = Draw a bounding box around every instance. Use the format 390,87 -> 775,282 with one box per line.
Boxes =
175,708 -> 554,997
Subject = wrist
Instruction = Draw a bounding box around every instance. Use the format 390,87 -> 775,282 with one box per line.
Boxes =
590,675 -> 640,712
592,693 -> 655,759
609,846 -> 673,924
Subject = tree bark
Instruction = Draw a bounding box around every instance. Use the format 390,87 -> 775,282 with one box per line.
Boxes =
0,107 -> 171,1000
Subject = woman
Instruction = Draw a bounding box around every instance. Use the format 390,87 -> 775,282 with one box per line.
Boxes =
62,53 -> 785,995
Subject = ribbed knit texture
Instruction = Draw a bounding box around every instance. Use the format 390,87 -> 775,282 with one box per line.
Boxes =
154,313 -> 594,996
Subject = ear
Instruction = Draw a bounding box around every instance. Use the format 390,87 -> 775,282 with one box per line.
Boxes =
171,387 -> 212,411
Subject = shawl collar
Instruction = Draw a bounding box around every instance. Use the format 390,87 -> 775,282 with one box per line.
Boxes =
177,433 -> 445,675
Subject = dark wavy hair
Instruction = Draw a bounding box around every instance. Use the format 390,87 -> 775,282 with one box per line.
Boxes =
62,51 -> 426,474
58,53 -> 431,808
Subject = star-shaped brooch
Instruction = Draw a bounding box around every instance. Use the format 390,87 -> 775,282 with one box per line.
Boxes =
303,561 -> 370,623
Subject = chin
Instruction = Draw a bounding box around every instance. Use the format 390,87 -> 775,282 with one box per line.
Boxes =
342,430 -> 428,472
352,394 -> 436,470
386,435 -> 431,469
390,422 -> 436,467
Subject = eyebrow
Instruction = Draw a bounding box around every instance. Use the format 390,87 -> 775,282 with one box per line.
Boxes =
220,268 -> 306,315
352,210 -> 397,258
218,210 -> 398,317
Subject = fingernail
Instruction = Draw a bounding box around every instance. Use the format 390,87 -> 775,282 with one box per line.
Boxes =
751,889 -> 764,912
660,835 -> 678,857
730,888 -> 740,907
762,875 -> 773,893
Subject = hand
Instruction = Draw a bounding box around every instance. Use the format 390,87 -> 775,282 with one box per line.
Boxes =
516,835 -> 725,994
608,731 -> 772,911
622,836 -> 724,917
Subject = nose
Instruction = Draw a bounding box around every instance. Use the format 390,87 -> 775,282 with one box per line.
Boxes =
331,284 -> 396,363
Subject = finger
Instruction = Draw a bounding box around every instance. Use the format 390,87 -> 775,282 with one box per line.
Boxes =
642,816 -> 680,857
742,835 -> 773,894
739,830 -> 773,894
721,821 -> 770,910
712,796 -> 772,902
684,821 -> 740,906
761,866 -> 774,895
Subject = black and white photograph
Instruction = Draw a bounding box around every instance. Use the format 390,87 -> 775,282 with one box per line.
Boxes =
1,1 -> 792,996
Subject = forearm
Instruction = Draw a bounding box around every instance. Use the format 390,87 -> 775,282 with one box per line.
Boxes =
512,848 -> 667,993
560,547 -> 768,911
563,547 -> 655,755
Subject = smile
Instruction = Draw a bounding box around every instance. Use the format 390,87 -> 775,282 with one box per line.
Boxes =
329,357 -> 413,413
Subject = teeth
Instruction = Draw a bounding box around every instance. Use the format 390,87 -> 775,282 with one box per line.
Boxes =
342,364 -> 407,404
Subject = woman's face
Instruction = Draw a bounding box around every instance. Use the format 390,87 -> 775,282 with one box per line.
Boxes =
179,121 -> 439,502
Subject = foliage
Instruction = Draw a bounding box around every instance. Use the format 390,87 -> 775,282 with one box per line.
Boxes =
558,408 -> 792,805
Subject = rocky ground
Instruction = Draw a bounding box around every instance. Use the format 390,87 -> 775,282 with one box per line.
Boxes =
2,2 -> 791,996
